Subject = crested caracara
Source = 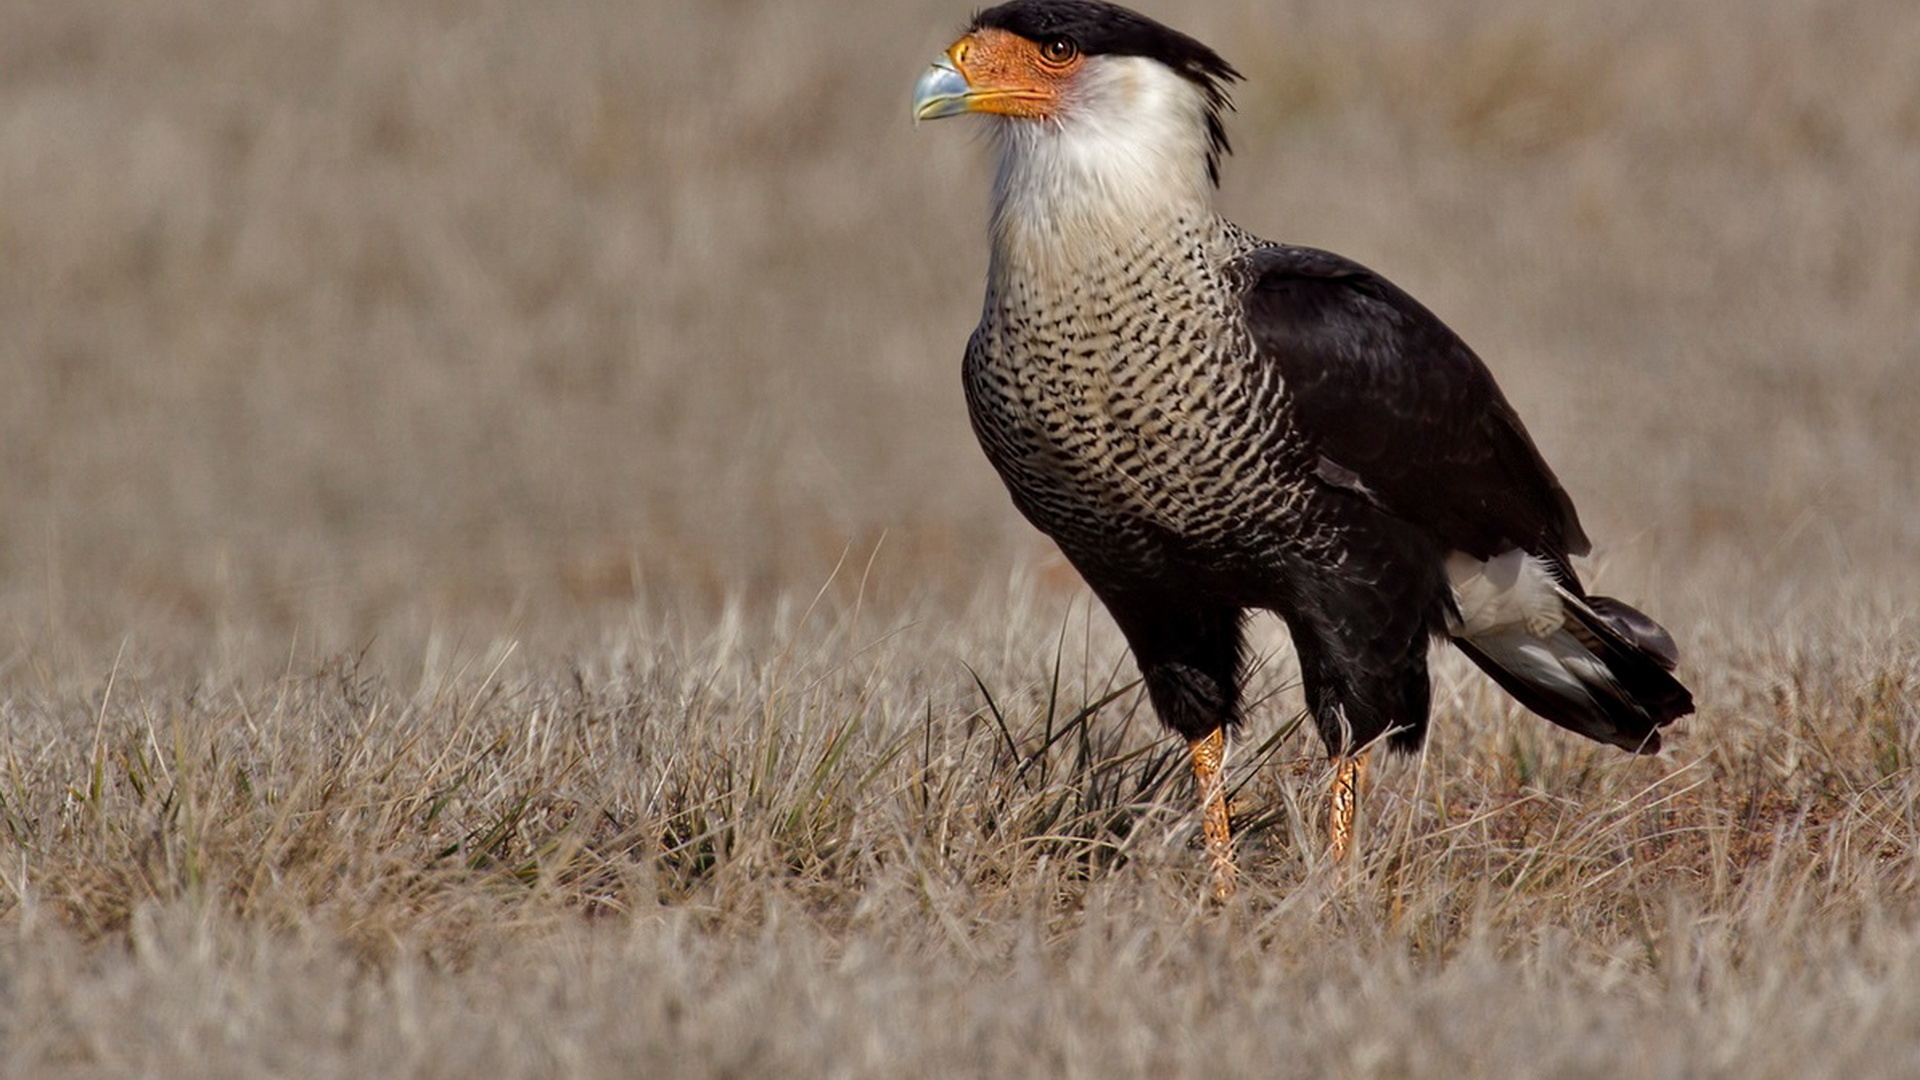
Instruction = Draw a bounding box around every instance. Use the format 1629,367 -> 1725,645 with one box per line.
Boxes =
914,0 -> 1692,898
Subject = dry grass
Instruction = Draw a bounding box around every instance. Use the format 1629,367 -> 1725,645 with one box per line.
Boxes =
4,0 -> 1920,1075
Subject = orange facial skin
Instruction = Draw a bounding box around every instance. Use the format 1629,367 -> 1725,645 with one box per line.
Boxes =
946,28 -> 1084,120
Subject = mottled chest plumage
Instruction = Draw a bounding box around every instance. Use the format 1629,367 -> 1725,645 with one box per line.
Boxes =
963,215 -> 1306,579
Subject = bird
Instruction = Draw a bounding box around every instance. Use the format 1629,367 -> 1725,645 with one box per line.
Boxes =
912,0 -> 1693,899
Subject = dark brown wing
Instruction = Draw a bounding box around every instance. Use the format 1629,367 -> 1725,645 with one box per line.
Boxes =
1238,243 -> 1590,576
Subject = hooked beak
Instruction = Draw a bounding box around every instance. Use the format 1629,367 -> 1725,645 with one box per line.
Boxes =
911,57 -> 971,123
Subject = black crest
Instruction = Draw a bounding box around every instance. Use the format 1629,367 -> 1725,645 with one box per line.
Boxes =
970,0 -> 1241,183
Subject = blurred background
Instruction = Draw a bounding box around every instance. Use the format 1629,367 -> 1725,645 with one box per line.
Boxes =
4,0 -> 1917,683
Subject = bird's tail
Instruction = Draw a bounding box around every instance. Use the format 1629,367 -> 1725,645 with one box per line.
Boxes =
1452,589 -> 1694,753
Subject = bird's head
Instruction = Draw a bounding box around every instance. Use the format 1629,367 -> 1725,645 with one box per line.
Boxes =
914,1 -> 1241,214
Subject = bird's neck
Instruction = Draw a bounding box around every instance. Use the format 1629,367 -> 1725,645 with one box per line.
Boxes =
986,115 -> 1216,289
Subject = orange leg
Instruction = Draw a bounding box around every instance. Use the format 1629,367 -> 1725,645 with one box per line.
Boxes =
1327,750 -> 1371,864
1188,728 -> 1237,901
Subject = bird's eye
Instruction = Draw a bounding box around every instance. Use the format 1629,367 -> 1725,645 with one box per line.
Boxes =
1039,37 -> 1078,65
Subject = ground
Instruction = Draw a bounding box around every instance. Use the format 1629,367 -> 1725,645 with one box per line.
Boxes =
4,0 -> 1920,1075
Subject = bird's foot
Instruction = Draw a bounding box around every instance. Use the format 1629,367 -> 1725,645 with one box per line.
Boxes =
1188,728 -> 1238,902
1327,750 -> 1371,868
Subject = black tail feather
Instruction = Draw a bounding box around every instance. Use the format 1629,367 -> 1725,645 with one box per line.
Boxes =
1585,595 -> 1680,671
1454,591 -> 1694,755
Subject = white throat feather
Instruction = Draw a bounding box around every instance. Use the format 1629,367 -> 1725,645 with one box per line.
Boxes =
987,55 -> 1218,277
